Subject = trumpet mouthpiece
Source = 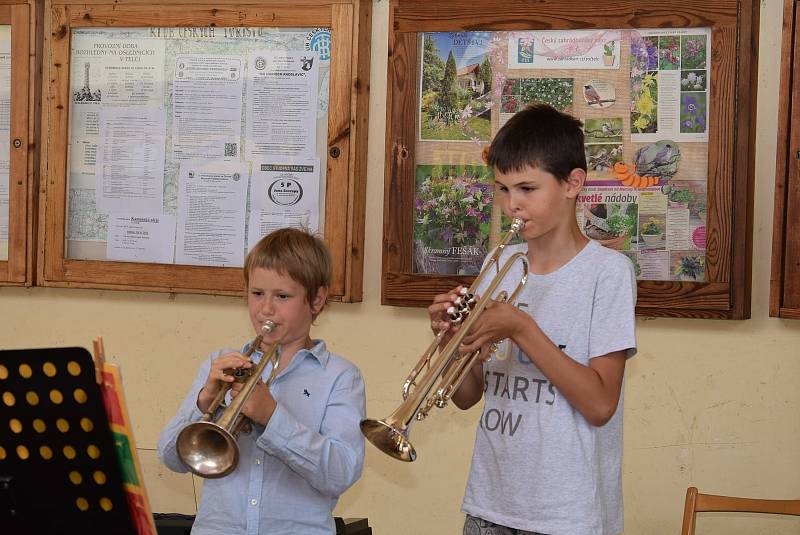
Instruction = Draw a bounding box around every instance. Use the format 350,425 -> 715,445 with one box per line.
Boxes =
261,321 -> 276,334
510,218 -> 524,232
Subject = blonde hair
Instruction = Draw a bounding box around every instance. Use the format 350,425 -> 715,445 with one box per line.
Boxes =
244,228 -> 331,317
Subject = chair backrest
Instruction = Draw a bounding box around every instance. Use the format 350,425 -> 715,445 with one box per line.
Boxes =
681,486 -> 800,535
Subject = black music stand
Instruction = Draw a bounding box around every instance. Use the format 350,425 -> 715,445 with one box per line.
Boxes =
0,346 -> 137,535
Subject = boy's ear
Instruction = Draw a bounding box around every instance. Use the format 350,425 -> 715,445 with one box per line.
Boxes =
311,286 -> 329,314
565,168 -> 587,198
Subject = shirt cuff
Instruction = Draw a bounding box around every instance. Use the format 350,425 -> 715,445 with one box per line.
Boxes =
257,402 -> 298,455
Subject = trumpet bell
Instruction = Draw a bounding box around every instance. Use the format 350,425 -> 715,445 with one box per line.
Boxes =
176,421 -> 239,478
360,419 -> 417,462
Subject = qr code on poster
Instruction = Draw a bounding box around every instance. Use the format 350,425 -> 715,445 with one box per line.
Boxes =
224,143 -> 238,157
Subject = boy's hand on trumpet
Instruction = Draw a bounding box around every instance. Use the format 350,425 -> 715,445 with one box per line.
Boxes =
230,378 -> 277,427
459,300 -> 527,356
197,352 -> 253,413
428,286 -> 464,337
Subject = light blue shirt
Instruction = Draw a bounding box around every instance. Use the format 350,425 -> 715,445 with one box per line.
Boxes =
157,340 -> 366,535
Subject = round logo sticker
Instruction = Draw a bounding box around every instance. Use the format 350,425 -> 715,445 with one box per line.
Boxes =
305,28 -> 332,62
268,179 -> 303,206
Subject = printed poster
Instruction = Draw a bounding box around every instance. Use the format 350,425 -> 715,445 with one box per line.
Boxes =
413,164 -> 493,275
419,32 -> 494,141
507,30 -> 621,70
629,28 -> 711,142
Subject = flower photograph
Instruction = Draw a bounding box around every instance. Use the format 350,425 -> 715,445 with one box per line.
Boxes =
631,71 -> 658,133
680,92 -> 707,133
658,35 -> 681,70
680,70 -> 707,91
413,164 -> 494,275
681,35 -> 707,69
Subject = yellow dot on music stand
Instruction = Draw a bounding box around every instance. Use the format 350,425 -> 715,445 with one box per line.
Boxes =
69,471 -> 82,485
56,418 -> 70,433
18,364 -> 32,378
67,361 -> 81,376
80,418 -> 94,432
32,419 -> 46,433
0,364 -> 7,379
26,391 -> 39,406
99,497 -> 113,511
93,470 -> 106,485
73,388 -> 88,404
63,445 -> 76,459
16,445 -> 29,460
76,497 -> 89,511
39,446 -> 53,460
9,419 -> 23,433
2,392 -> 14,406
49,389 -> 64,404
0,446 -> 6,460
42,362 -> 57,377
87,444 -> 101,459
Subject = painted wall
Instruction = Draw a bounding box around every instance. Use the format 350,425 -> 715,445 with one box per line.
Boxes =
1,0 -> 798,533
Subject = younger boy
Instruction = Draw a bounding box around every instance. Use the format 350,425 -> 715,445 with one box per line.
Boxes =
429,104 -> 637,535
158,228 -> 366,535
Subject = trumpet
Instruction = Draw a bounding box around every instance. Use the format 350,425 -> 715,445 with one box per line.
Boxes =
176,321 -> 280,478
360,218 -> 529,461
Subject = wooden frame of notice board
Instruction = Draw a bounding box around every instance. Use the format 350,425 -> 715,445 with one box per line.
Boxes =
0,0 -> 39,286
770,0 -> 800,319
381,0 -> 759,319
38,0 -> 371,301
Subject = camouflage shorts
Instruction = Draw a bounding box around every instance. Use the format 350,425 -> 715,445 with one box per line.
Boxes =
463,515 -> 548,535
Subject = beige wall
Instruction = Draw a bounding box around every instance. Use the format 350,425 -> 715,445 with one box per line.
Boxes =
2,1 -> 799,533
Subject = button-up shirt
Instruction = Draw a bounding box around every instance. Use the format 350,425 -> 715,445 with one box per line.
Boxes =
157,340 -> 366,535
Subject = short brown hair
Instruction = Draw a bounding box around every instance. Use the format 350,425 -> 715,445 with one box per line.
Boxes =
487,103 -> 586,182
244,228 -> 331,317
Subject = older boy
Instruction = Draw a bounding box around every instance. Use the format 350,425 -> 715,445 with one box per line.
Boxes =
430,104 -> 637,535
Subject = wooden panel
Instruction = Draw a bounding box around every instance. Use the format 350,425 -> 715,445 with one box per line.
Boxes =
769,0 -> 795,316
69,5 -> 333,28
7,3 -> 30,282
325,3 -> 354,298
343,0 -> 371,302
781,1 -> 800,310
41,3 -> 69,283
381,29 -> 418,304
391,0 -> 738,32
0,1 -> 34,287
381,0 -> 757,319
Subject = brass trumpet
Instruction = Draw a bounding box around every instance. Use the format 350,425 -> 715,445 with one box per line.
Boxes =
360,218 -> 529,461
176,321 -> 280,478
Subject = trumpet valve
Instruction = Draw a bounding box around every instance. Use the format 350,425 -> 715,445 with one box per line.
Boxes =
223,366 -> 252,383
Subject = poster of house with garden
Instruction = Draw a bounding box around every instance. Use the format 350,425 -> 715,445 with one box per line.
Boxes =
419,32 -> 494,141
413,164 -> 493,275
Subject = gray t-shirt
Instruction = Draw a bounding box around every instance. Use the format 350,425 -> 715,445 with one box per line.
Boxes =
462,240 -> 637,535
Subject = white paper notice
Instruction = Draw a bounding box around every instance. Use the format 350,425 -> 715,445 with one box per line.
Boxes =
245,51 -> 319,160
106,214 -> 176,263
172,55 -> 244,161
247,159 -> 320,249
176,160 -> 248,267
507,30 -> 621,70
95,107 -> 166,214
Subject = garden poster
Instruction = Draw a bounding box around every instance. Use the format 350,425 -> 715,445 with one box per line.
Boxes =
414,28 -> 711,282
413,164 -> 493,275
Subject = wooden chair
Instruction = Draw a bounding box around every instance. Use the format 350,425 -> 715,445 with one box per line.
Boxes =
681,486 -> 800,535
